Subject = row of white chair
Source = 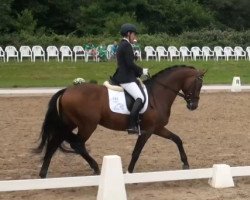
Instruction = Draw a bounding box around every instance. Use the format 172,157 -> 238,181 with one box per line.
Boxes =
144,46 -> 250,61
1,45 -> 249,62
0,45 -> 99,62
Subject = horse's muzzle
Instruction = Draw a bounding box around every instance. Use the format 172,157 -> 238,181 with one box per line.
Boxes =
187,102 -> 198,111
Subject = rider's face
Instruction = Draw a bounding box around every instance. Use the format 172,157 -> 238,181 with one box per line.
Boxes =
128,32 -> 137,44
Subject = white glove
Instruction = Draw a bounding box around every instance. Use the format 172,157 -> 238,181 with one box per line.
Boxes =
143,68 -> 149,76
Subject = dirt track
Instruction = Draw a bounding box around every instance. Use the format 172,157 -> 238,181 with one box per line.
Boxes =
0,92 -> 249,200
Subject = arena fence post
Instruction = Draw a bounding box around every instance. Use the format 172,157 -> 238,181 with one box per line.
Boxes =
209,164 -> 234,188
97,155 -> 127,200
231,76 -> 241,92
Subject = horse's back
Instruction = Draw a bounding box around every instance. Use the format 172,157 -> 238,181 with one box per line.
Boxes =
63,83 -> 106,104
61,83 -> 107,120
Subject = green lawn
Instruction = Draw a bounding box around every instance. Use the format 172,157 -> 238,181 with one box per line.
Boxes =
0,59 -> 249,87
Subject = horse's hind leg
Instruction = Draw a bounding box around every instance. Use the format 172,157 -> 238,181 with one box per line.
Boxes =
39,136 -> 64,178
155,127 -> 189,169
65,129 -> 100,175
128,133 -> 152,173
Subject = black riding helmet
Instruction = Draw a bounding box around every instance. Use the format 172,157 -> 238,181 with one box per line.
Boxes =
120,23 -> 137,36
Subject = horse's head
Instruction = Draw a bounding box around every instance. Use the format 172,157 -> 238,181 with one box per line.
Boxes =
144,65 -> 206,111
181,70 -> 206,111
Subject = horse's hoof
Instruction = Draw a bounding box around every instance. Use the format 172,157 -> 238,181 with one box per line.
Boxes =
93,170 -> 100,175
39,172 -> 47,179
182,164 -> 190,170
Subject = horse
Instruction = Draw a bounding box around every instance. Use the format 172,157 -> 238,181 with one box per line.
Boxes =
35,65 -> 206,178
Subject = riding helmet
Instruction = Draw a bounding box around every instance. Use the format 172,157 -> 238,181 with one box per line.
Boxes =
120,23 -> 137,36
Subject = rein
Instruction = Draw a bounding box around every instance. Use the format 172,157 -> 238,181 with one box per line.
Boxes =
154,73 -> 203,103
155,80 -> 186,99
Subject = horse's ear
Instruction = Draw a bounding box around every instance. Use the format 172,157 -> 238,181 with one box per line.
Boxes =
198,69 -> 208,77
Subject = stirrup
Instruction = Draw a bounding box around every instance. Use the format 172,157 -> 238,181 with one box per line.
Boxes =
127,125 -> 142,135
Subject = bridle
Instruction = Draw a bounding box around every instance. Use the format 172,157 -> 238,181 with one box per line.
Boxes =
183,75 -> 203,104
155,74 -> 203,103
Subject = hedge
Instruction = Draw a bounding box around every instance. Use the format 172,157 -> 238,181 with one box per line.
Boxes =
0,29 -> 249,51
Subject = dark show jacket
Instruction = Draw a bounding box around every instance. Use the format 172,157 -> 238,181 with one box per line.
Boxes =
112,39 -> 143,84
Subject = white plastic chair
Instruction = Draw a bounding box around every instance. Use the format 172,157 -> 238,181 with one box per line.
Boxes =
60,46 -> 73,62
132,44 -> 142,61
134,49 -> 142,61
191,47 -> 203,61
144,46 -> 157,61
73,46 -> 86,62
224,46 -> 236,61
179,46 -> 192,61
246,47 -> 250,61
32,46 -> 45,62
0,47 -> 5,62
5,46 -> 19,62
202,46 -> 214,61
168,46 -> 180,61
234,46 -> 246,61
19,46 -> 32,62
46,46 -> 59,62
213,46 -> 226,61
156,46 -> 168,61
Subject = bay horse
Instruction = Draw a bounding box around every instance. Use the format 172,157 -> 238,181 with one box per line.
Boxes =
36,65 -> 206,178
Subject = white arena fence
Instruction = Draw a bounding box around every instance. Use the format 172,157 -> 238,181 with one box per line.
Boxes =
0,155 -> 250,200
0,78 -> 250,96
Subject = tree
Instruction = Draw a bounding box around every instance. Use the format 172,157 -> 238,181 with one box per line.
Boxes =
11,0 -> 85,35
77,3 -> 106,35
77,0 -> 146,35
44,0 -> 85,34
0,0 -> 15,33
3,0 -> 250,37
136,0 -> 215,34
202,0 -> 250,30
15,9 -> 37,34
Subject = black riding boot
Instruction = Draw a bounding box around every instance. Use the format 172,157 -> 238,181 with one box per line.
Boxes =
127,98 -> 144,134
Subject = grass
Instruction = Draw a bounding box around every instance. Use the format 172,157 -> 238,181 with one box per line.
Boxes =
0,59 -> 249,87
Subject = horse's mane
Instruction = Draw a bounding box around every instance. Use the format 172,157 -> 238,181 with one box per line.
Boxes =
143,65 -> 196,92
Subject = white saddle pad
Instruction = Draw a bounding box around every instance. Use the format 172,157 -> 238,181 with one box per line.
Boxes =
107,87 -> 148,115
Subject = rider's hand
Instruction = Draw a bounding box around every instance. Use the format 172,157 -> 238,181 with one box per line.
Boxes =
143,68 -> 149,76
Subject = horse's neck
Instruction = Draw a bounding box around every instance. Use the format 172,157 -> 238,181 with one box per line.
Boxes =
151,71 -> 187,112
165,69 -> 195,92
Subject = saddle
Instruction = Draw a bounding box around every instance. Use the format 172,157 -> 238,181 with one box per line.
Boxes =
103,79 -> 148,114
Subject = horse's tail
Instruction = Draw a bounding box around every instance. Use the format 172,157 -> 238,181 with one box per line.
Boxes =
34,88 -> 67,153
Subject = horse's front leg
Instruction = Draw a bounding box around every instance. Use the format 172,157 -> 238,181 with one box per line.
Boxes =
128,132 -> 152,173
155,127 -> 189,169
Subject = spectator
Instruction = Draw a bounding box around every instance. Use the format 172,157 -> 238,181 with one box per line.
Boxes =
83,43 -> 98,61
111,41 -> 118,58
132,40 -> 141,61
97,44 -> 107,61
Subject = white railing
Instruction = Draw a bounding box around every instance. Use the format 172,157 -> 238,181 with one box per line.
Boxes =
0,176 -> 99,192
0,155 -> 249,200
0,77 -> 250,96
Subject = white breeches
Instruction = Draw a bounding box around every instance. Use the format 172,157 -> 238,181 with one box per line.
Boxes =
120,82 -> 145,102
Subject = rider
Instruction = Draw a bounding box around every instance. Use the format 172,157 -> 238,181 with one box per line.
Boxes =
112,23 -> 148,134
